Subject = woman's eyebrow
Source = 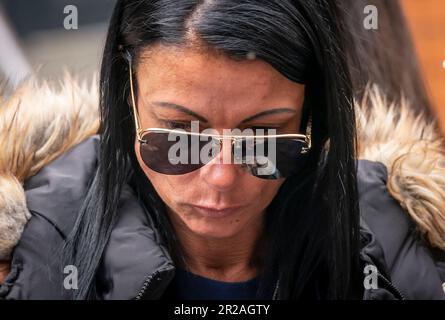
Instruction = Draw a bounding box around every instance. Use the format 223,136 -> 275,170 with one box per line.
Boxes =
151,101 -> 296,123
151,102 -> 208,123
240,108 -> 297,123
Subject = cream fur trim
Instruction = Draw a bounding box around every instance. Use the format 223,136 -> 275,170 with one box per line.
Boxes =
0,75 -> 99,260
357,85 -> 445,250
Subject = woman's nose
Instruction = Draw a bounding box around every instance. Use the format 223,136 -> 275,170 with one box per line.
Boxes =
199,138 -> 240,192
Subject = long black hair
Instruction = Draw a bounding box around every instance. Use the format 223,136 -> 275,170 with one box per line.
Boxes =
62,0 -> 361,299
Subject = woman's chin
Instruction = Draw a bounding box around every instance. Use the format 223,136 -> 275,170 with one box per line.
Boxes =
185,220 -> 245,240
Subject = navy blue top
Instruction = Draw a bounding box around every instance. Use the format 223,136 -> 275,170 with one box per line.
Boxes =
163,268 -> 264,300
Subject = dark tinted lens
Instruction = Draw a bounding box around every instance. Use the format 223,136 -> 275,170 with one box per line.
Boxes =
274,138 -> 308,177
139,131 -> 213,175
237,137 -> 308,179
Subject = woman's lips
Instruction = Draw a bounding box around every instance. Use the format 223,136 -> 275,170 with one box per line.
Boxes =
192,205 -> 244,218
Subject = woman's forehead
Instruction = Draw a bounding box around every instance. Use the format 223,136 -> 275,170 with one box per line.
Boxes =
136,44 -> 305,120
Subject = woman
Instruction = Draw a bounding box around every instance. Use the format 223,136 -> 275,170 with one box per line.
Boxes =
0,0 -> 444,300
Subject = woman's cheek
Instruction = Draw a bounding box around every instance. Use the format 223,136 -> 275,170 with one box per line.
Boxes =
147,173 -> 191,208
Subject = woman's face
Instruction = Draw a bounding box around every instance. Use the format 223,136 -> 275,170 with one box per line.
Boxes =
134,44 -> 305,239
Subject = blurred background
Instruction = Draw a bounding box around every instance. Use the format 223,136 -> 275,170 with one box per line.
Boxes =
402,0 -> 445,132
0,0 -> 444,131
0,0 -> 116,83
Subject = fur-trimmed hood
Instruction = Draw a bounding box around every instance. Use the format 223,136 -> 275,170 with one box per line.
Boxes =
356,86 -> 445,251
0,78 -> 444,262
0,77 -> 99,260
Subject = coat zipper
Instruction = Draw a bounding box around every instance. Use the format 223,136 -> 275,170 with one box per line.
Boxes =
134,270 -> 163,300
376,272 -> 406,300
272,273 -> 406,300
272,279 -> 280,300
136,270 -> 280,300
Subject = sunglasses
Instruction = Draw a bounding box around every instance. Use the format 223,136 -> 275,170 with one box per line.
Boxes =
128,61 -> 312,180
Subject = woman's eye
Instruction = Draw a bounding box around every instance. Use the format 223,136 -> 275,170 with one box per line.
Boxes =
162,121 -> 278,132
249,126 -> 280,133
163,121 -> 192,131
251,126 -> 277,130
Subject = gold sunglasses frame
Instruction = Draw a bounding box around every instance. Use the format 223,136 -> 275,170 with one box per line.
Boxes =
128,60 -> 312,153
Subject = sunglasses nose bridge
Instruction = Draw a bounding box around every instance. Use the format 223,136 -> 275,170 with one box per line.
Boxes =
210,136 -> 240,162
212,136 -> 237,147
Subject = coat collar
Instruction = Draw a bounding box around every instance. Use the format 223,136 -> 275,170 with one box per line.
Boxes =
96,184 -> 175,300
94,159 -> 405,300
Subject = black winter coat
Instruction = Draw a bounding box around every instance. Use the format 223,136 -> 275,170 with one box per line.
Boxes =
1,136 -> 444,300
